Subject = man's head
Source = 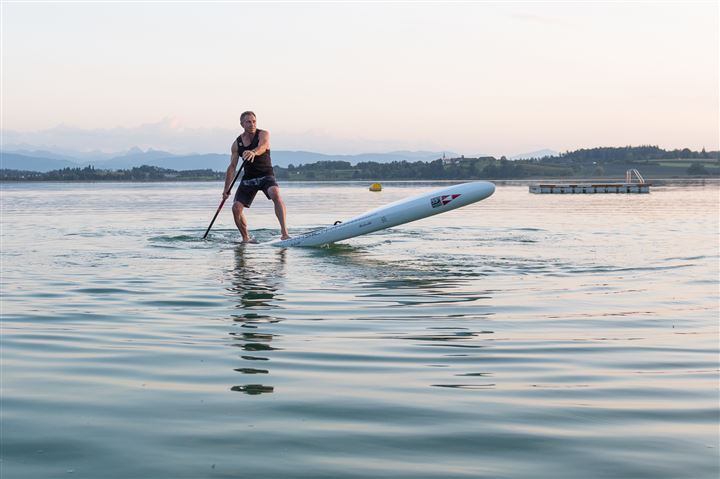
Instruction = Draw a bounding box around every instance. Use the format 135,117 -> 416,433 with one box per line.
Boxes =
240,111 -> 257,133
240,111 -> 256,123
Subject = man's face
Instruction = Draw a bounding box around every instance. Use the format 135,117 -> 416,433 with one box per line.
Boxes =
241,115 -> 257,133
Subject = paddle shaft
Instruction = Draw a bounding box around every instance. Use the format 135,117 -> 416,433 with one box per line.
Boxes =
202,161 -> 246,239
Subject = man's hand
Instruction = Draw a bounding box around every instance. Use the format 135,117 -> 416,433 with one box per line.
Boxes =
222,191 -> 230,201
242,149 -> 257,162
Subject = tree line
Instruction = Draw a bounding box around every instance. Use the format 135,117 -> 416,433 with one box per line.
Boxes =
1,165 -> 224,181
275,158 -> 578,180
2,146 -> 718,181
547,145 -> 716,163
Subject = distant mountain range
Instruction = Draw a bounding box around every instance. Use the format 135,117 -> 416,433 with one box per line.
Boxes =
1,153 -> 79,172
1,147 -> 561,173
0,148 -> 461,172
510,149 -> 558,160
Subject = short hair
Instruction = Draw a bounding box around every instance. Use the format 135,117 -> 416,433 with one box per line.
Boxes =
240,111 -> 256,123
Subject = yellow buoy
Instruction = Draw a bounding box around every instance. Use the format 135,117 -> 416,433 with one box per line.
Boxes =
369,182 -> 382,192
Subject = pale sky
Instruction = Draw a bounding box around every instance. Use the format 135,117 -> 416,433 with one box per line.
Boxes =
2,1 -> 718,156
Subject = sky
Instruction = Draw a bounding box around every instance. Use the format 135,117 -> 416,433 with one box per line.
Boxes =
2,1 -> 718,156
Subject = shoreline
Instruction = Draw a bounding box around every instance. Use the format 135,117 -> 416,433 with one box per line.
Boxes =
2,177 -> 718,185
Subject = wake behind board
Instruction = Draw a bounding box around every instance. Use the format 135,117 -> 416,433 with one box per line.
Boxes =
267,181 -> 495,248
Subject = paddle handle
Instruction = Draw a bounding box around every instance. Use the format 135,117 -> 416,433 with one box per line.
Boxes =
202,161 -> 246,239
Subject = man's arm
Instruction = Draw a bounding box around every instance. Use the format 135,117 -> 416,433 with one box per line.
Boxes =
223,141 -> 240,200
241,130 -> 271,162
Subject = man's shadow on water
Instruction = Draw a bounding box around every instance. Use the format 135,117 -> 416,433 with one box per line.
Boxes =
227,244 -> 287,396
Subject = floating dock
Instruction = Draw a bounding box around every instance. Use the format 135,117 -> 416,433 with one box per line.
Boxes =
529,169 -> 651,194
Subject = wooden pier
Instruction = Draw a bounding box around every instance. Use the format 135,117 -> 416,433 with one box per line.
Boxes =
529,169 -> 651,194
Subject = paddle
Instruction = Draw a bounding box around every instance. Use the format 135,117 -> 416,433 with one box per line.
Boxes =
202,160 -> 247,239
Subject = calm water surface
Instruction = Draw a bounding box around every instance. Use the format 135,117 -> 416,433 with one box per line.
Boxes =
1,180 -> 718,478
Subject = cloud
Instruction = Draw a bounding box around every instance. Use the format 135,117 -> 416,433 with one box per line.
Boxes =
2,118 -> 234,155
1,119 -> 453,156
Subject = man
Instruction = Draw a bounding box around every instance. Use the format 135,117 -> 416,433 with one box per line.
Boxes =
223,111 -> 290,242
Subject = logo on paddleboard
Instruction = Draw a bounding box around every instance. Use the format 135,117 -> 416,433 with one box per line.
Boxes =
431,194 -> 461,208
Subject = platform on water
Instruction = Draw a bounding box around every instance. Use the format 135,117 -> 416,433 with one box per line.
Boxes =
529,169 -> 651,194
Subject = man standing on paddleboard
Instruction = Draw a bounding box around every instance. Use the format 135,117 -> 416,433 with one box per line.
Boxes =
223,111 -> 290,242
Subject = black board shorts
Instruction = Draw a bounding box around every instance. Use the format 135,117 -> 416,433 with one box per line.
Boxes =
234,175 -> 279,207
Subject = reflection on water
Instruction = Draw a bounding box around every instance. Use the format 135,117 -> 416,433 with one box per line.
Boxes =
229,245 -> 286,316
230,384 -> 275,395
228,246 -> 286,394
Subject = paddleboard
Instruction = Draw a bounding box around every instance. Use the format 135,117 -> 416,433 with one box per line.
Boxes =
267,181 -> 495,247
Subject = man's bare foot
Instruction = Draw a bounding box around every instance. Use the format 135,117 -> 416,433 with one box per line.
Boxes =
281,233 -> 290,240
241,237 -> 259,244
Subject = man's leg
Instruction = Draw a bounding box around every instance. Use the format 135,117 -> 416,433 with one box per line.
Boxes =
267,186 -> 290,239
231,201 -> 252,242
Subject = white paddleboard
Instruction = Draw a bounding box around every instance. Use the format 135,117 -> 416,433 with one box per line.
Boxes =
267,181 -> 495,247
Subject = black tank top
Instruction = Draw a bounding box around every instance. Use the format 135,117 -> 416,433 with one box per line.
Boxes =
237,129 -> 274,179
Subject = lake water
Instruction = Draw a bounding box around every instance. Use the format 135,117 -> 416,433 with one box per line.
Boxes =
1,180 -> 718,478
